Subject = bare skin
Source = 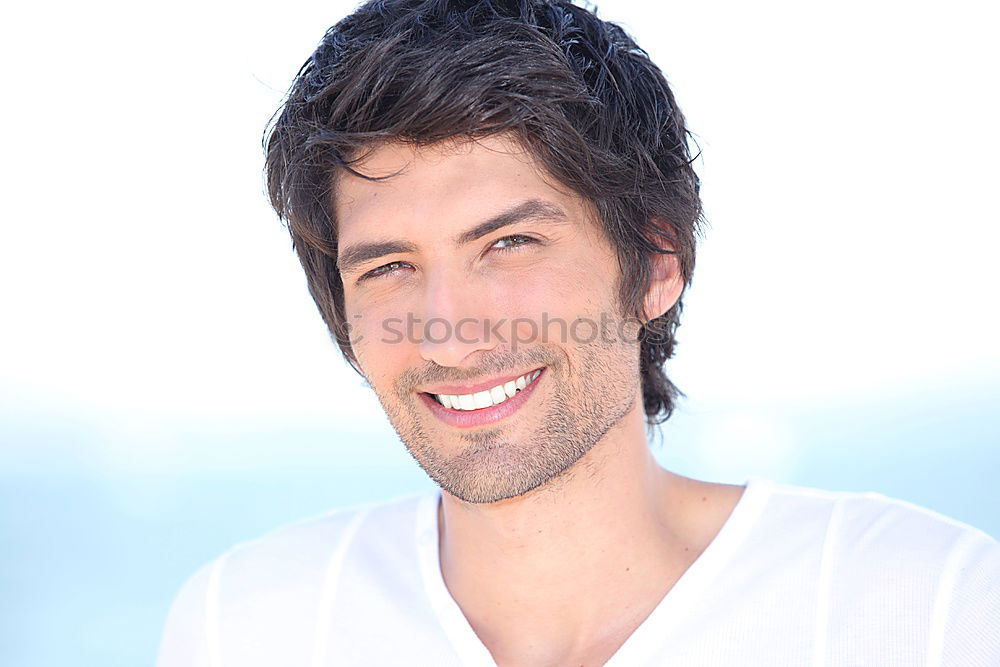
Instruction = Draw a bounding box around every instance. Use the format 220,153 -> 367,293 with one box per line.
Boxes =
336,135 -> 745,666
439,411 -> 745,666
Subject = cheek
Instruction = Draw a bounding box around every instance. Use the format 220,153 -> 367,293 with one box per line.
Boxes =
488,263 -> 618,351
345,303 -> 413,381
500,258 -> 615,321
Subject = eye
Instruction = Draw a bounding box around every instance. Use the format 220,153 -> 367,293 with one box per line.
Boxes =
358,260 -> 412,282
357,235 -> 539,283
491,234 -> 539,253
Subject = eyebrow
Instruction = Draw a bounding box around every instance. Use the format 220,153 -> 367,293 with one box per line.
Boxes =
337,199 -> 569,277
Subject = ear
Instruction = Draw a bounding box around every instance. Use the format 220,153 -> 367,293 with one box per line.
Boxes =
642,243 -> 684,323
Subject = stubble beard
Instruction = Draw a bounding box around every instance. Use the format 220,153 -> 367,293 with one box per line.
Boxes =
373,333 -> 640,504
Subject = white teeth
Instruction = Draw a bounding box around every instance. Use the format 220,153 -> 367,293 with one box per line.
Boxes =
472,391 -> 492,409
434,368 -> 542,410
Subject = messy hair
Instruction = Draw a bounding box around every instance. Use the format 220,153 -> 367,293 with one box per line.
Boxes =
264,0 -> 703,427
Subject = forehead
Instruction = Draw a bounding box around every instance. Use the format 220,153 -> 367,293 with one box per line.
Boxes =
333,135 -> 593,242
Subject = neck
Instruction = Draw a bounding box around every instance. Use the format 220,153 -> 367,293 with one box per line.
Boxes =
437,393 -> 699,664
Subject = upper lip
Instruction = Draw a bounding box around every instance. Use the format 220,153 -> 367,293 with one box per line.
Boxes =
419,367 -> 544,396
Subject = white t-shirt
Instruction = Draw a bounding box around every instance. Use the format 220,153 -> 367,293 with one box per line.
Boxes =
156,477 -> 1000,666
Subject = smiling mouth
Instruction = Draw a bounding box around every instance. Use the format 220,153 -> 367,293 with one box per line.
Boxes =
423,368 -> 543,411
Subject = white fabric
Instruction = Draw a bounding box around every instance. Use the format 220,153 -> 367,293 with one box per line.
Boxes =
156,477 -> 1000,666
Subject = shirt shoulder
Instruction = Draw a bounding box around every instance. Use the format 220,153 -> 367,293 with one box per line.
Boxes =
752,479 -> 999,665
156,489 -> 438,667
760,479 -> 997,560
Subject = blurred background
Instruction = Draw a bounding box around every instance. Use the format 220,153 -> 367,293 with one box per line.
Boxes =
1,0 -> 997,664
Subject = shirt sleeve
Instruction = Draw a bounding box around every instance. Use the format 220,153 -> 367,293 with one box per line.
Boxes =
155,559 -> 217,667
940,532 -> 1000,667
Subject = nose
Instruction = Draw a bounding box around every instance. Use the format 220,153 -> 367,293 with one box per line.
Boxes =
417,270 -> 497,368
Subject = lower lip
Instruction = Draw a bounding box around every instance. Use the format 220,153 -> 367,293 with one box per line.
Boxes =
418,368 -> 545,428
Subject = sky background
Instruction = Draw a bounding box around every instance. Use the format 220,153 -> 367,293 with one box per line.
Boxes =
1,1 -> 997,665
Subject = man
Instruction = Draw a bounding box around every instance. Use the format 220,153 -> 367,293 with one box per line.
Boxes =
158,1 -> 999,665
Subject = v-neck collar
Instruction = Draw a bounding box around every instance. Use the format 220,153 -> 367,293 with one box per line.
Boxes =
415,476 -> 774,666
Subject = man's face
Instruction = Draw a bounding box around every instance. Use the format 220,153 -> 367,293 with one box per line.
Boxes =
336,135 -> 643,503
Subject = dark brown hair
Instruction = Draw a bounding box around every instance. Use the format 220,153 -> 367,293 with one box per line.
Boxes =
264,0 -> 703,427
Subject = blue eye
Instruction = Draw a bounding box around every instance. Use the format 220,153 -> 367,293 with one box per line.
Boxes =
357,235 -> 538,283
359,260 -> 411,282
492,234 -> 538,252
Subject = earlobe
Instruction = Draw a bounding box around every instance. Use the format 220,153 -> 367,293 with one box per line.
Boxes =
642,250 -> 683,323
